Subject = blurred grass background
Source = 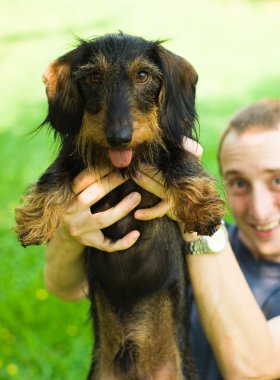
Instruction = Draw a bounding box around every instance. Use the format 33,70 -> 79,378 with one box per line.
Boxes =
1,0 -> 280,378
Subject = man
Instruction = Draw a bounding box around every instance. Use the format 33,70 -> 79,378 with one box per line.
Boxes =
185,98 -> 280,379
45,99 -> 280,379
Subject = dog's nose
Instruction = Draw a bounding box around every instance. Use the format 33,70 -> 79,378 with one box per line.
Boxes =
106,129 -> 132,148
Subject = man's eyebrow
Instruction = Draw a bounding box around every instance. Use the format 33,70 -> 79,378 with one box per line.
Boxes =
223,168 -> 280,177
264,168 -> 280,174
223,170 -> 241,177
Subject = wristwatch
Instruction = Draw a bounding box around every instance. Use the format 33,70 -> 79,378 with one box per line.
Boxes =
184,220 -> 228,255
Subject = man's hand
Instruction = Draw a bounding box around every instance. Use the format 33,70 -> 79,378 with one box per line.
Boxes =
60,167 -> 142,252
134,138 -> 203,222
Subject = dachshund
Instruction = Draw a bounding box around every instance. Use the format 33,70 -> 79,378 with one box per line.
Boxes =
15,32 -> 225,380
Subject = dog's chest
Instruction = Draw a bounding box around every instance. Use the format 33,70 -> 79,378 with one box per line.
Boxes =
85,215 -> 184,311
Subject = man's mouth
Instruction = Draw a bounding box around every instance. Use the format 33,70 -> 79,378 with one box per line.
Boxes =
254,220 -> 280,232
108,149 -> 133,168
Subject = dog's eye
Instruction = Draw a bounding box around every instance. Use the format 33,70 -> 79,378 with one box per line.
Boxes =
136,71 -> 149,83
88,71 -> 102,84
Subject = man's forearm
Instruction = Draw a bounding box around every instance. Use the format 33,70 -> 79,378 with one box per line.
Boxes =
44,229 -> 88,301
186,242 -> 279,379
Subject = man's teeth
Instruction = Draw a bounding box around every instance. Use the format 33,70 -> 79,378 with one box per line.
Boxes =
255,221 -> 279,231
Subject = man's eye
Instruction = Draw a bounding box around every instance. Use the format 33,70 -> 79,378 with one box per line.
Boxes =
233,179 -> 246,188
272,177 -> 280,188
226,178 -> 248,195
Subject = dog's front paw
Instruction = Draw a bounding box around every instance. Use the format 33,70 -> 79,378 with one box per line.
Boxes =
14,184 -> 71,246
170,177 -> 225,236
15,205 -> 61,246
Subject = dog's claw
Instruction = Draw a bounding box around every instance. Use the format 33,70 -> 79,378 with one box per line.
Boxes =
208,224 -> 219,236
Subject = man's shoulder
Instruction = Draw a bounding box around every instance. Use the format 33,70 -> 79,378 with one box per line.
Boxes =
225,223 -> 240,250
225,223 -> 280,319
263,288 -> 280,319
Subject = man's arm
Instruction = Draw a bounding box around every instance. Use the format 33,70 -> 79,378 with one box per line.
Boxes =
44,228 -> 88,301
186,239 -> 280,379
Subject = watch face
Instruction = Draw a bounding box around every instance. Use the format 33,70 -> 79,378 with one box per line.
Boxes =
206,227 -> 227,252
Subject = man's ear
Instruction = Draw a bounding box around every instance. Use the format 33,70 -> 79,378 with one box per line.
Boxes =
156,45 -> 198,146
42,48 -> 84,136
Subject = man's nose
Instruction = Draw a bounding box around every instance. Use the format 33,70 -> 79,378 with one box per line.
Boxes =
249,184 -> 274,222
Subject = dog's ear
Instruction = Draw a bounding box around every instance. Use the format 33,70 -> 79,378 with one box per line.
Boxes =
156,45 -> 198,145
42,48 -> 83,137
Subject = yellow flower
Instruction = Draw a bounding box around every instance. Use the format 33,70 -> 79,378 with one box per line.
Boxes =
36,288 -> 48,301
6,363 -> 18,376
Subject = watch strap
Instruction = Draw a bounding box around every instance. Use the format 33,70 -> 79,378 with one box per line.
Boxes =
184,221 -> 228,255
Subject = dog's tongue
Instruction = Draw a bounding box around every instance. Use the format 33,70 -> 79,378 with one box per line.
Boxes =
108,149 -> 133,168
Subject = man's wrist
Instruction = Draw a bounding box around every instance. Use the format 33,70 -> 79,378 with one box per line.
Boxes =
183,221 -> 228,255
46,227 -> 85,260
182,231 -> 201,242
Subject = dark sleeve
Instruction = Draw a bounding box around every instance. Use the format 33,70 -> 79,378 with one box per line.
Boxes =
263,287 -> 280,319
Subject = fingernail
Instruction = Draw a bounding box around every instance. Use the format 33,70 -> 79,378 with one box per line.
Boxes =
134,210 -> 142,219
125,230 -> 140,248
131,231 -> 140,241
129,192 -> 141,204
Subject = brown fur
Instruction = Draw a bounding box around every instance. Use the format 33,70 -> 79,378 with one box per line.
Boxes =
169,176 -> 225,233
93,289 -> 182,380
15,182 -> 72,246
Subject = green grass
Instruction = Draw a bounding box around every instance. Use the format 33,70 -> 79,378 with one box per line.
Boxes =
1,0 -> 280,378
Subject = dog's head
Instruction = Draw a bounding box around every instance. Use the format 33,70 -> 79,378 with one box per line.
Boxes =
43,32 -> 198,169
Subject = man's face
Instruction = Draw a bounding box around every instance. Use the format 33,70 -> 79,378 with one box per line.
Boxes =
220,127 -> 280,261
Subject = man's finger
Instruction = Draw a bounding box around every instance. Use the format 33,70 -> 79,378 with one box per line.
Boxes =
68,172 -> 127,212
134,199 -> 170,221
183,137 -> 203,159
86,230 -> 141,252
72,167 -> 113,195
103,230 -> 141,252
133,173 -> 166,199
87,192 -> 141,230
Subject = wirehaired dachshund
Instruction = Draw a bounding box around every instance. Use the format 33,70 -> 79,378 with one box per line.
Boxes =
15,32 -> 225,380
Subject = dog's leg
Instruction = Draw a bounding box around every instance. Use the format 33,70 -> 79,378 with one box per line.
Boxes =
170,175 -> 225,235
163,148 -> 225,236
15,162 -> 74,247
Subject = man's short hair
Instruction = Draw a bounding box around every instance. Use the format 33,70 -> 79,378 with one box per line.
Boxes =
218,98 -> 280,170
